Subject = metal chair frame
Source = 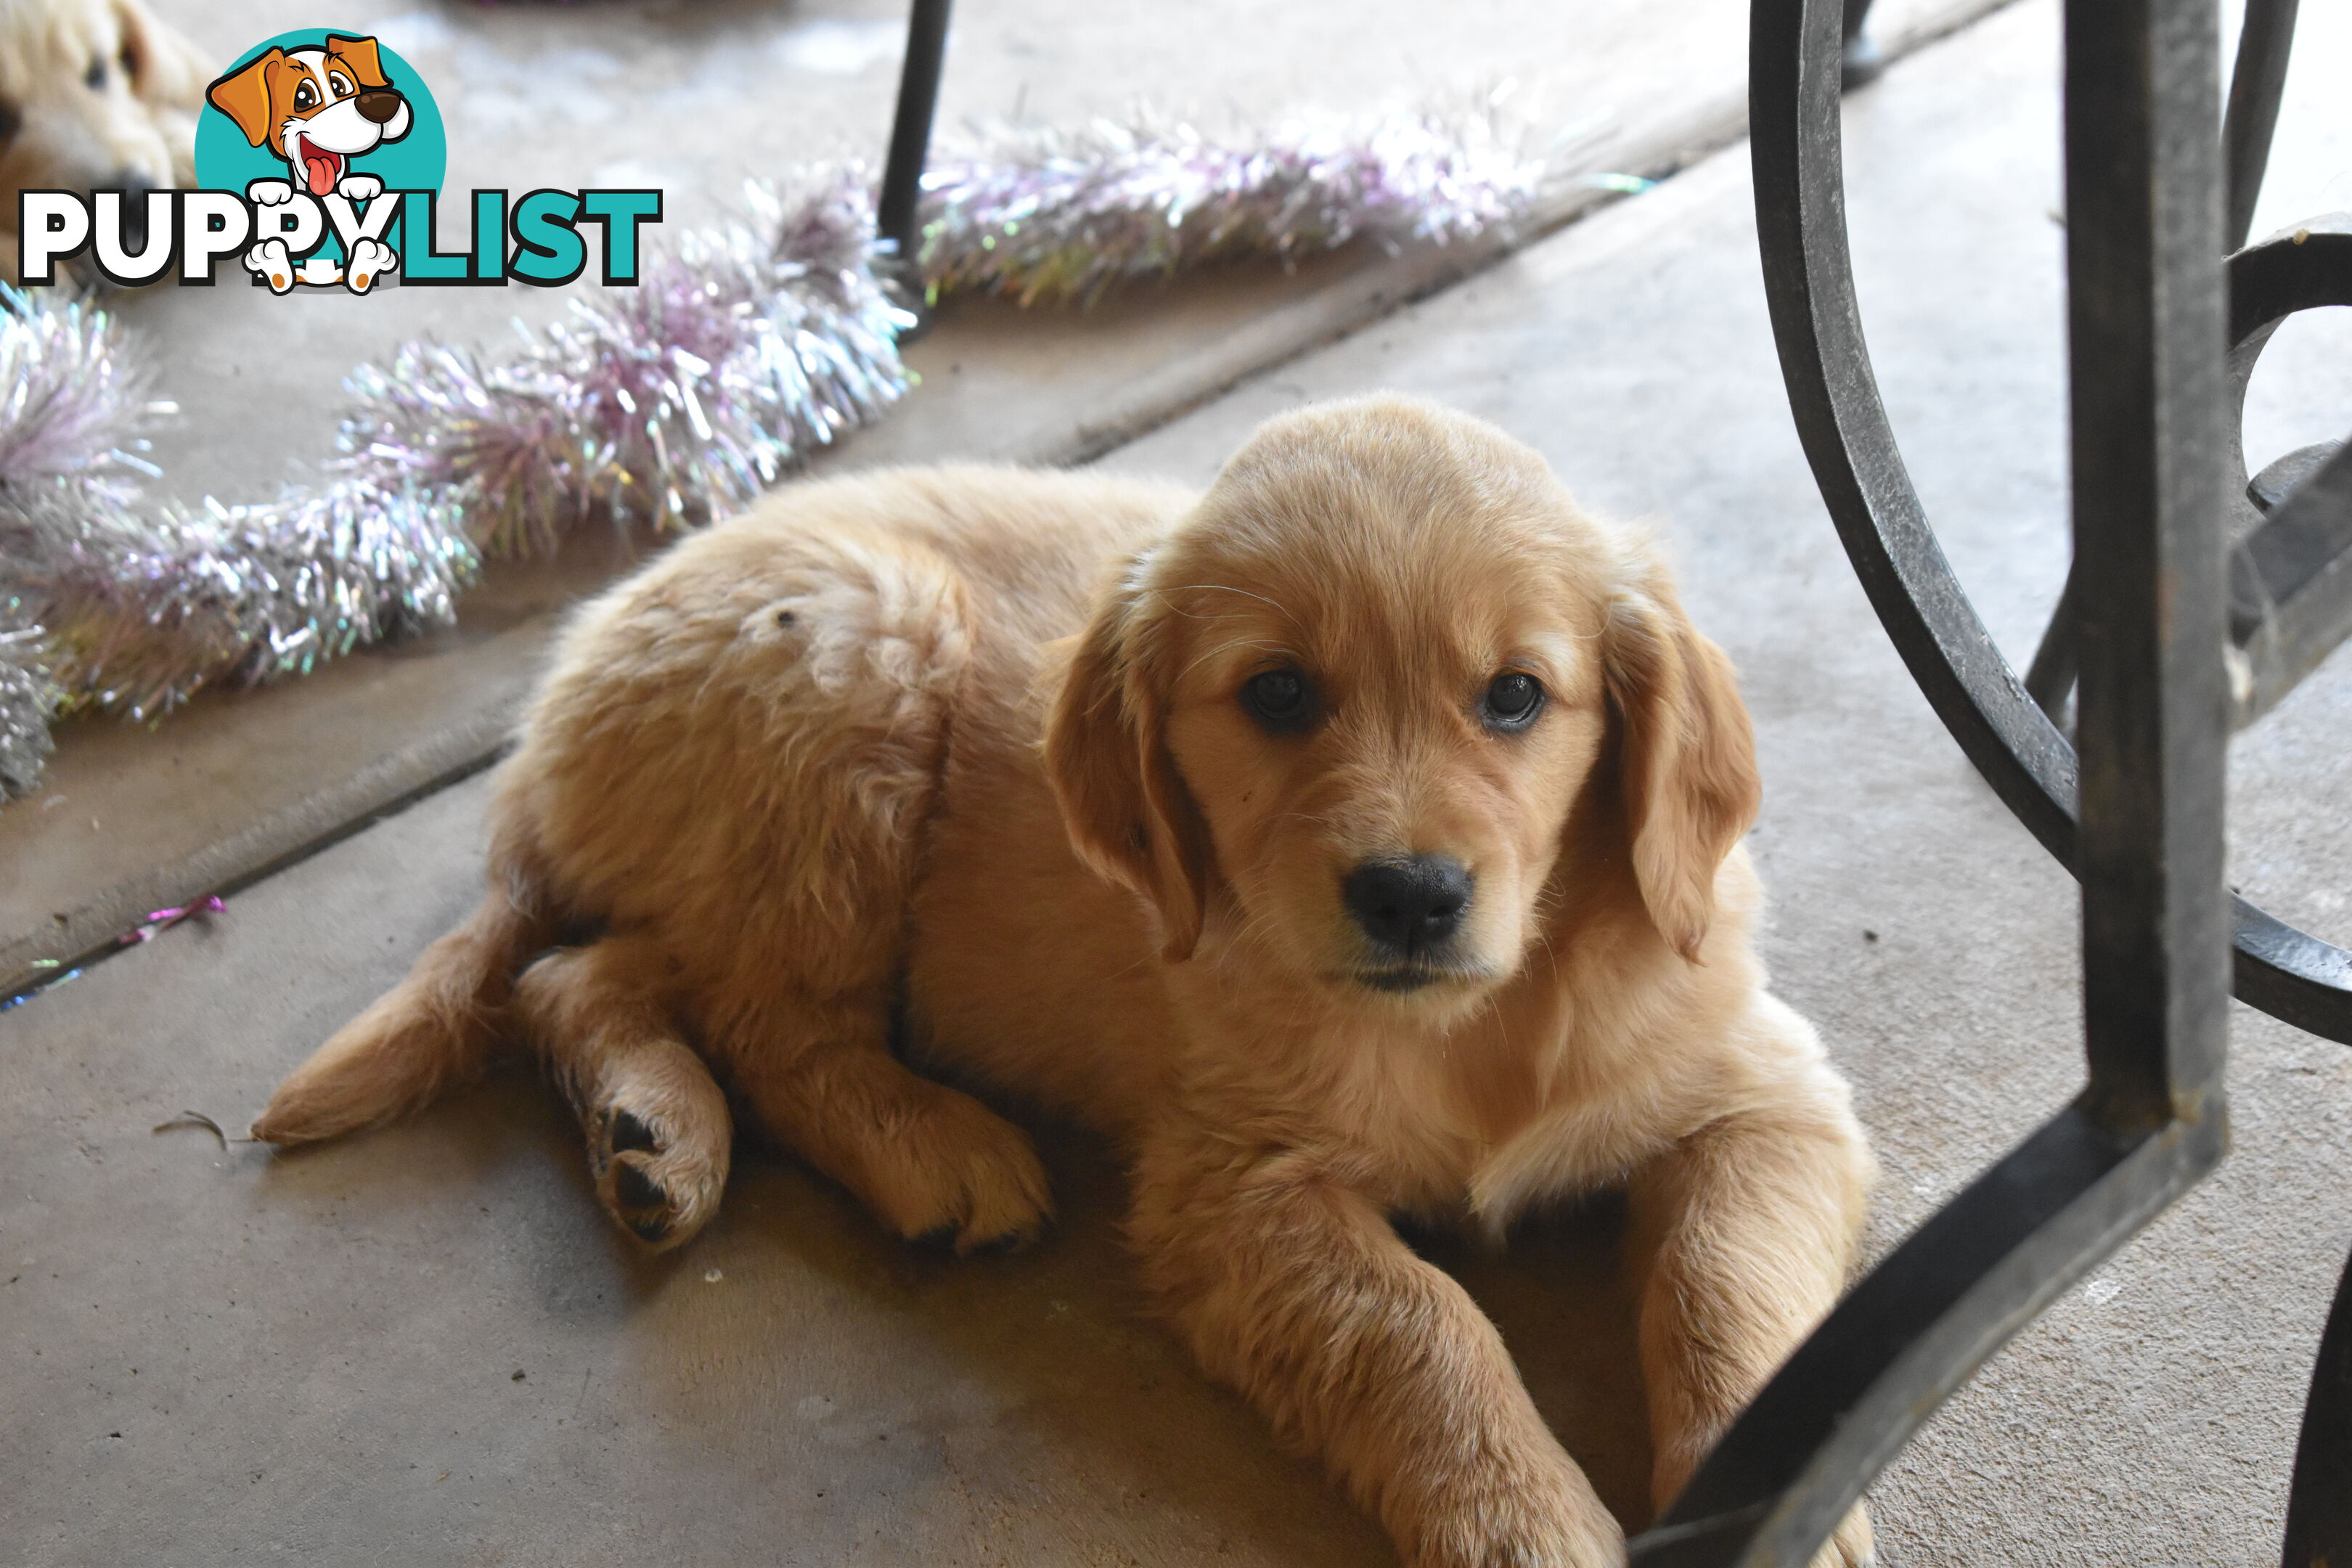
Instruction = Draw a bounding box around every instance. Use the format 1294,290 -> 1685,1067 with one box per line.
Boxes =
863,4 -> 2350,1560
1631,0 -> 2350,1561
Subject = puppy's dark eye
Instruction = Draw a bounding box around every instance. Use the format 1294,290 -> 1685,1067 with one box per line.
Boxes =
84,57 -> 107,91
1481,671 -> 1544,732
293,81 -> 317,109
1241,668 -> 1314,733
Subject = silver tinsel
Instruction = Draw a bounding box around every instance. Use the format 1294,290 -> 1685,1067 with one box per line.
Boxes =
0,107 -> 1545,803
918,99 -> 1547,305
0,287 -> 168,793
0,172 -> 909,797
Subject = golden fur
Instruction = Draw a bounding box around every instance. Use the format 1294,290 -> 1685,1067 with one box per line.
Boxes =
255,396 -> 1876,1567
0,0 -> 211,281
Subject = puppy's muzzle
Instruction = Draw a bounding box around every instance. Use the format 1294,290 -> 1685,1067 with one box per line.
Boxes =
354,89 -> 406,125
1344,855 -> 1473,971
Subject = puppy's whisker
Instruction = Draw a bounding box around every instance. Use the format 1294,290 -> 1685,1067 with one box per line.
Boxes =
1179,640 -> 1295,682
1153,582 -> 1302,626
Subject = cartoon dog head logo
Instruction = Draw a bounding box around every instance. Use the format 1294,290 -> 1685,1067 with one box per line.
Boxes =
203,33 -> 415,293
205,35 -> 410,198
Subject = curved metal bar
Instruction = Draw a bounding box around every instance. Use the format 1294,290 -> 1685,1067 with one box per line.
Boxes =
1630,1107 -> 2225,1568
2224,0 -> 2301,252
2282,1246 -> 2352,1564
1734,0 -> 2352,1045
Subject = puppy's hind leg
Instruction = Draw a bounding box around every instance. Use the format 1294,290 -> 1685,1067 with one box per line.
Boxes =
718,988 -> 1050,1256
681,522 -> 1047,1254
513,936 -> 731,1251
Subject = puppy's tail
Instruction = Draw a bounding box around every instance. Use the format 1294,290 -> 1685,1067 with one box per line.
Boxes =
250,843 -> 555,1146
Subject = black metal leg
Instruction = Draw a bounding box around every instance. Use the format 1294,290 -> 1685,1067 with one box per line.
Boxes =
875,0 -> 952,341
2283,1246 -> 2352,1566
2060,0 -> 2233,1123
2224,0 -> 2300,253
2026,0 -> 2303,725
1839,0 -> 1884,87
2022,563 -> 2079,727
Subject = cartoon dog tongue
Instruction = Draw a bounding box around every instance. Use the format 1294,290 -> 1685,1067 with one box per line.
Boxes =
301,143 -> 340,196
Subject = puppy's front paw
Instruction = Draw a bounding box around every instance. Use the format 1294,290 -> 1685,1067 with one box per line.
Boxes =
1809,1504 -> 1874,1568
242,237 -> 294,293
589,1101 -> 729,1252
245,179 -> 294,207
867,1087 -> 1052,1255
336,173 -> 383,203
1406,1452 -> 1624,1568
344,237 -> 396,294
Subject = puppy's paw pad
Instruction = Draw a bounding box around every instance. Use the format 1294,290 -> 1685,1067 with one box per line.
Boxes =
611,1156 -> 679,1244
587,1102 -> 728,1252
605,1151 -> 685,1248
608,1108 -> 658,1154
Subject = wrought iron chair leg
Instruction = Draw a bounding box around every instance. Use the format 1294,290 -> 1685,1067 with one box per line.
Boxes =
2224,0 -> 2300,253
2022,564 -> 2079,727
1839,0 -> 1884,87
875,0 -> 953,342
2025,0 -> 2302,727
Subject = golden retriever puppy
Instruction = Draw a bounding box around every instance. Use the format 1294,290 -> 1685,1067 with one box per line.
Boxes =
253,396 -> 1875,1568
0,0 -> 211,281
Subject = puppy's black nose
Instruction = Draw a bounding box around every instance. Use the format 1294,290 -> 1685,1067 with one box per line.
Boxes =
1344,855 -> 1473,956
355,89 -> 404,124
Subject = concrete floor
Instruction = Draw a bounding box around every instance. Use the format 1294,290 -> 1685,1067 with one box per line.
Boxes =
6,0 -> 2352,1563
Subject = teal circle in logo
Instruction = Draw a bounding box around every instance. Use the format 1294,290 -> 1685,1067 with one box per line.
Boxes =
194,29 -> 446,206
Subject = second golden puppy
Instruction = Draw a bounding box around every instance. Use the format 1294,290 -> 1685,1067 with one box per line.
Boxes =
0,0 -> 212,281
255,396 -> 1874,1568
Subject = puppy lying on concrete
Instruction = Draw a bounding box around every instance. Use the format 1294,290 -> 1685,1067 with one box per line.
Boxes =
254,396 -> 1876,1568
0,0 -> 210,282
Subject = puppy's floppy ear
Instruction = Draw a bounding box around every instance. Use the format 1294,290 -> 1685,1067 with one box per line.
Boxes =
325,36 -> 389,89
115,0 -> 213,114
1045,564 -> 1214,963
205,49 -> 279,147
1604,571 -> 1760,961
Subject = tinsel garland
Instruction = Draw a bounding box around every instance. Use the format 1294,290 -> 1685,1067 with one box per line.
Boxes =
0,105 -> 1545,801
918,102 -> 1544,305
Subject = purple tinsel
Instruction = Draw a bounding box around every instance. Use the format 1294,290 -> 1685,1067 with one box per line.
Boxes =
918,98 -> 1548,306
